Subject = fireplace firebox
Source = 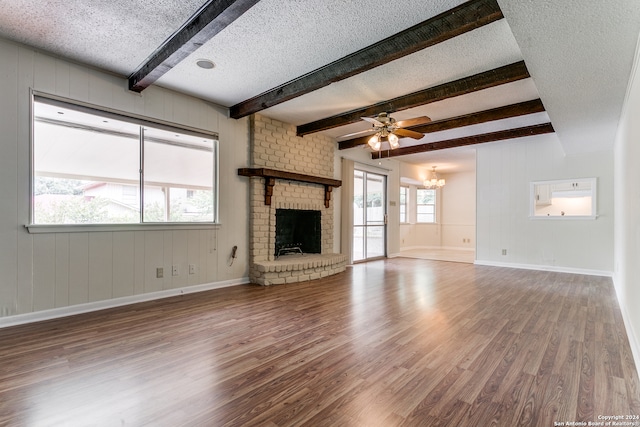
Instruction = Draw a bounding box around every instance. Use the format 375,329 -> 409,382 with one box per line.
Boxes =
275,209 -> 321,257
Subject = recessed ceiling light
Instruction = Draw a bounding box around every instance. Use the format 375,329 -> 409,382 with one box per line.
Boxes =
196,59 -> 215,70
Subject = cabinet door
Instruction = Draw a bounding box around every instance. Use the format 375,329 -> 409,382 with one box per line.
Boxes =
574,180 -> 592,191
536,184 -> 551,205
551,182 -> 572,192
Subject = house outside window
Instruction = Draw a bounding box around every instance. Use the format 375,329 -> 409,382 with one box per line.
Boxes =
416,188 -> 436,223
31,95 -> 218,225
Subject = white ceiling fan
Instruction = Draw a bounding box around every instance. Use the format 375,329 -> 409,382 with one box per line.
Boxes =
341,112 -> 431,150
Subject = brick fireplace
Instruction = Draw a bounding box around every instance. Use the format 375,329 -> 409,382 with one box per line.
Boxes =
243,114 -> 346,285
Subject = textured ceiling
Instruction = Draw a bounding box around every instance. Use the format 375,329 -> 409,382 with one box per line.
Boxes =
157,0 -> 469,107
258,19 -> 523,126
0,0 -> 206,74
498,0 -> 640,155
0,0 -> 638,172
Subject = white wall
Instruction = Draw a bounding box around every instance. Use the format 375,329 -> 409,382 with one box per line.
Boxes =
476,134 -> 614,274
398,164 -> 476,251
0,38 -> 250,321
614,35 -> 640,370
441,171 -> 476,249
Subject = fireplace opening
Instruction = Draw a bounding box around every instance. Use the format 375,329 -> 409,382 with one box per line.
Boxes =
275,209 -> 321,257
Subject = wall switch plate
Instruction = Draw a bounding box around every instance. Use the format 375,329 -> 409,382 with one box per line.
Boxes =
172,265 -> 179,276
156,267 -> 164,278
189,264 -> 196,275
502,249 -> 507,255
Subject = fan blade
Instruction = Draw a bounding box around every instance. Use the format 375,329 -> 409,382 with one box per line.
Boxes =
395,116 -> 431,128
394,128 -> 425,140
339,129 -> 376,139
362,116 -> 384,126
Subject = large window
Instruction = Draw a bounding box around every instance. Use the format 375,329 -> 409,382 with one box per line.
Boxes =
416,188 -> 436,223
399,186 -> 408,223
32,95 -> 218,225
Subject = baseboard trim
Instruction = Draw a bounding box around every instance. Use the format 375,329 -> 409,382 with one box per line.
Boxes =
443,246 -> 475,252
400,245 -> 475,252
0,277 -> 251,329
473,260 -> 613,278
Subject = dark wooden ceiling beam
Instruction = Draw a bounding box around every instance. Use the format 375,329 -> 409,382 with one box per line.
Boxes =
129,0 -> 261,92
338,98 -> 546,149
229,0 -> 503,119
297,61 -> 530,136
371,123 -> 554,159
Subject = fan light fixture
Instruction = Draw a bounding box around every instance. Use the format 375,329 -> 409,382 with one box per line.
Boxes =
368,134 -> 381,151
342,112 -> 431,152
388,133 -> 399,149
367,128 -> 400,151
424,166 -> 445,189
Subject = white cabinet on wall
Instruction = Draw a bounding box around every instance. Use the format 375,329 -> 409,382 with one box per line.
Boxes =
550,180 -> 592,194
535,184 -> 551,206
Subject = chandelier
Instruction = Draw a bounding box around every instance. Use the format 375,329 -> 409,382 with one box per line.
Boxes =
424,166 -> 445,189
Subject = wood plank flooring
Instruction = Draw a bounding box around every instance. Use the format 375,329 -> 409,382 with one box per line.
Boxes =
0,258 -> 639,426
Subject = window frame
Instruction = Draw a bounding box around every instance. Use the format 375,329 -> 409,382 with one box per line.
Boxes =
399,186 -> 408,224
416,187 -> 437,224
529,177 -> 597,220
27,91 -> 220,233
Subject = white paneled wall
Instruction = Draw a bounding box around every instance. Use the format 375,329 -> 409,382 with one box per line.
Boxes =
0,38 -> 250,320
28,230 -> 223,312
441,171 -> 476,249
476,133 -> 614,274
614,35 -> 640,370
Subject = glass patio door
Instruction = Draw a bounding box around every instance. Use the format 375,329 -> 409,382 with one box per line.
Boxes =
353,170 -> 386,262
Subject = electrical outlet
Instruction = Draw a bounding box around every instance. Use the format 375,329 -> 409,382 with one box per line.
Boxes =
189,264 -> 196,275
156,267 -> 164,278
172,265 -> 179,276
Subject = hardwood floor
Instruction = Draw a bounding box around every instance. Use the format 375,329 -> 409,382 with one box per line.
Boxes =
1,258 -> 638,426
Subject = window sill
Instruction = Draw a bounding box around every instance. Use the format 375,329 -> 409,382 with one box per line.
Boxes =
25,223 -> 221,234
528,215 -> 597,220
